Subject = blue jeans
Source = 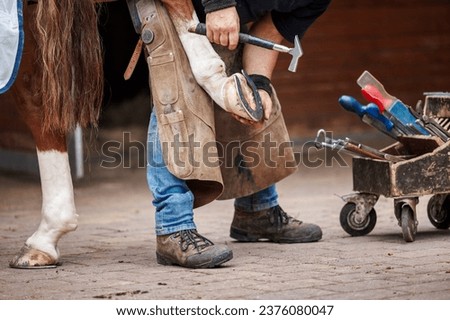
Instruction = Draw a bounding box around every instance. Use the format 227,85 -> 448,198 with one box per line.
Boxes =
147,111 -> 279,236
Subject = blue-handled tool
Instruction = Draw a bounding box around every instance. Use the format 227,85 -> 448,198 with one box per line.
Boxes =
338,95 -> 401,139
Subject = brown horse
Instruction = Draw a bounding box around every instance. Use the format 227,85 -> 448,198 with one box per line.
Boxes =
2,0 -> 103,268
2,0 -> 259,268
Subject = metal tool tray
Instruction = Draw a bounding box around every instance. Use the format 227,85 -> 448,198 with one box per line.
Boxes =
339,93 -> 450,242
352,136 -> 450,198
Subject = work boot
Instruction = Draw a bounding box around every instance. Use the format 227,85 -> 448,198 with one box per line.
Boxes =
230,205 -> 322,243
156,229 -> 233,268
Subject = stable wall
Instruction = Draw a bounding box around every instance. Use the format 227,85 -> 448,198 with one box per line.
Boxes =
272,0 -> 450,137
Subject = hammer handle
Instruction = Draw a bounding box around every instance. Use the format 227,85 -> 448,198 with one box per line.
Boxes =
192,23 -> 288,52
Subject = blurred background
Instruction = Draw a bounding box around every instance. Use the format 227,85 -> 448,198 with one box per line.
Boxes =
0,0 -> 449,173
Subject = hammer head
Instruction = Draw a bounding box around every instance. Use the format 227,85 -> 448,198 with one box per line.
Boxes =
288,35 -> 303,73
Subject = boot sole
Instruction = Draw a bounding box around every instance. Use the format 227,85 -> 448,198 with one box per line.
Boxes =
230,227 -> 322,243
156,250 -> 233,269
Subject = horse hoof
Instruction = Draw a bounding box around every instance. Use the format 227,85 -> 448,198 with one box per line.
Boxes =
9,245 -> 59,269
223,73 -> 264,122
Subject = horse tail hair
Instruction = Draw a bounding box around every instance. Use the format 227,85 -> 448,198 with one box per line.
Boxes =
34,0 -> 103,133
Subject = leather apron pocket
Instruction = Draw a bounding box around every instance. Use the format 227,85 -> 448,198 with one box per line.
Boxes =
159,109 -> 194,178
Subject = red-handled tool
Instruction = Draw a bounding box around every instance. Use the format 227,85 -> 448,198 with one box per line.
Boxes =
357,71 -> 429,135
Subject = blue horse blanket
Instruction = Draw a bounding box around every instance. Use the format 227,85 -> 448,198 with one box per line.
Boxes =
0,0 -> 23,94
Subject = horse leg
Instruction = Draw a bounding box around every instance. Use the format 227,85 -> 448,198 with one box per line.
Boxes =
9,137 -> 77,268
8,71 -> 77,269
9,104 -> 77,269
9,121 -> 77,268
8,3 -> 77,268
159,0 -> 262,121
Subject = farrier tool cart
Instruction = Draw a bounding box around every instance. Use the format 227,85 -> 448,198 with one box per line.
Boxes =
315,71 -> 450,242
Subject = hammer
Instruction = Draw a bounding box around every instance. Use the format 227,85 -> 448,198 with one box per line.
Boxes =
189,23 -> 303,72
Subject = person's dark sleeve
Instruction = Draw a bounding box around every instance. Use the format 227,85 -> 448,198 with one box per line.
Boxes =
202,0 -> 236,13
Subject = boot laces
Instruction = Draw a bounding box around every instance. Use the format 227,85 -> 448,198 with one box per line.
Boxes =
267,206 -> 301,231
175,229 -> 214,253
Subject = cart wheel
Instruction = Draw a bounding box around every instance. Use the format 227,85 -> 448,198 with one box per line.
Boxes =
401,205 -> 417,242
340,202 -> 377,236
427,194 -> 450,229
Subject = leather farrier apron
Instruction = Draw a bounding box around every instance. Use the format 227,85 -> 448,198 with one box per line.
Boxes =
129,0 -> 297,207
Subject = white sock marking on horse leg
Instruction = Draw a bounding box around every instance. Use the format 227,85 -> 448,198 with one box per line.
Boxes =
26,150 -> 78,260
179,33 -> 227,105
170,13 -> 238,111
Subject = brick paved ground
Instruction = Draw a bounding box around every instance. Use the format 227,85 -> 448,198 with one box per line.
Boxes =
1,129 -> 449,300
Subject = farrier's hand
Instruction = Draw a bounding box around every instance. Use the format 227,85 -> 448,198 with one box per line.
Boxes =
205,6 -> 240,50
